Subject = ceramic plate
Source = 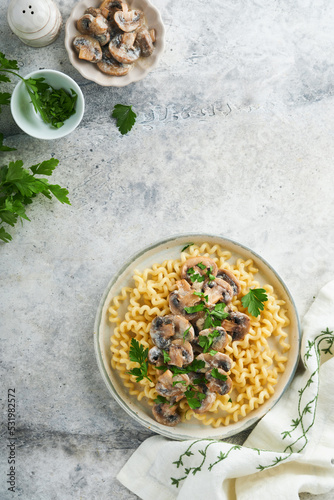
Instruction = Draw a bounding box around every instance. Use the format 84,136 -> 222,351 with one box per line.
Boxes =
65,0 -> 165,86
94,234 -> 301,440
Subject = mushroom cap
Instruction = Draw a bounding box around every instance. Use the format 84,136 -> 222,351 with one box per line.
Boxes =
203,277 -> 234,306
135,28 -> 154,57
114,4 -> 143,32
77,13 -> 109,36
206,369 -> 232,396
192,390 -> 216,414
197,326 -> 228,352
169,279 -> 203,320
99,0 -> 123,10
181,256 -> 218,286
85,7 -> 102,17
152,403 -> 181,426
108,33 -> 140,64
97,48 -> 131,75
76,14 -> 95,34
155,370 -> 190,400
148,346 -> 164,365
150,315 -> 175,349
196,352 -> 232,373
168,339 -> 194,368
222,311 -> 251,341
94,31 -> 111,46
73,35 -> 102,62
217,269 -> 241,296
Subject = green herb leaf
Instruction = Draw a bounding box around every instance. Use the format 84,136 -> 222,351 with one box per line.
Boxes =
211,368 -> 227,381
184,302 -> 206,314
0,133 -> 16,152
182,326 -> 191,342
198,329 -> 220,353
128,338 -> 151,383
112,104 -> 136,135
181,242 -> 193,252
0,52 -> 19,71
154,395 -> 169,404
163,350 -> 171,363
184,388 -> 206,409
241,288 -> 268,317
197,262 -> 206,270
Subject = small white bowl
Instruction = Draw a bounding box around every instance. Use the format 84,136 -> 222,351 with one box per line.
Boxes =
65,0 -> 165,87
10,69 -> 85,140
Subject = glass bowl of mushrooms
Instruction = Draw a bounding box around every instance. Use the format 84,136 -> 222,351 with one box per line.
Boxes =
65,0 -> 165,86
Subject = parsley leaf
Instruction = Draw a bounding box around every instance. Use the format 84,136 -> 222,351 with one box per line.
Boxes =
198,329 -> 220,353
182,326 -> 191,342
184,388 -> 206,409
181,242 -> 193,252
112,104 -> 136,135
162,350 -> 171,363
128,338 -> 152,383
211,368 -> 228,381
241,288 -> 268,317
0,133 -> 16,152
154,395 -> 169,405
184,302 -> 206,314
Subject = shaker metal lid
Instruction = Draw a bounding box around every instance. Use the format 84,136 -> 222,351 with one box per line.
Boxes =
7,0 -> 51,34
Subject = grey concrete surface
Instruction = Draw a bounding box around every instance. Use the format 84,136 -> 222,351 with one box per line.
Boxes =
1,0 -> 334,498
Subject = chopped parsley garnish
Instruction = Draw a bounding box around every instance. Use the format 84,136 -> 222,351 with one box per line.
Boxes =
181,242 -> 194,252
192,376 -> 208,385
185,301 -> 229,329
162,350 -> 171,363
187,267 -> 206,284
241,288 -> 268,317
154,395 -> 169,404
128,338 -> 152,383
211,368 -> 228,381
172,380 -> 187,386
197,262 -> 206,270
182,326 -> 191,342
198,329 -> 220,353
184,388 -> 206,409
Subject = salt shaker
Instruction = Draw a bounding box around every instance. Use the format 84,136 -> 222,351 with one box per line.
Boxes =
7,0 -> 62,48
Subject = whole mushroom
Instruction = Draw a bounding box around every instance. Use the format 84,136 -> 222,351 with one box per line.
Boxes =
108,32 -> 140,64
114,2 -> 143,32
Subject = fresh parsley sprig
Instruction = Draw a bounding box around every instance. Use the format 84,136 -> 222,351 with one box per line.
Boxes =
128,338 -> 152,383
241,288 -> 268,317
112,104 -> 136,135
0,52 -> 78,129
0,158 -> 70,243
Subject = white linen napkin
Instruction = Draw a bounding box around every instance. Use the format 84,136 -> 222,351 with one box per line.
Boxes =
117,281 -> 334,500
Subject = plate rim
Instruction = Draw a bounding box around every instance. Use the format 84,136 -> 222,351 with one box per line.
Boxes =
94,233 -> 302,440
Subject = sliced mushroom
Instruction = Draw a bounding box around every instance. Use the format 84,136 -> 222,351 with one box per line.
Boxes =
100,0 -> 123,9
196,352 -> 232,373
73,35 -> 102,62
135,28 -> 154,57
97,48 -> 131,75
94,31 -> 111,46
155,370 -> 190,401
193,390 -> 216,414
206,368 -> 232,395
85,7 -> 102,17
114,3 -> 143,32
172,315 -> 195,343
169,280 -> 203,320
197,326 -> 228,352
150,315 -> 175,349
222,311 -> 251,341
108,33 -> 140,64
217,269 -> 241,296
148,346 -> 164,365
181,257 -> 218,288
169,339 -> 194,368
152,403 -> 181,426
77,14 -> 109,36
203,277 -> 234,306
